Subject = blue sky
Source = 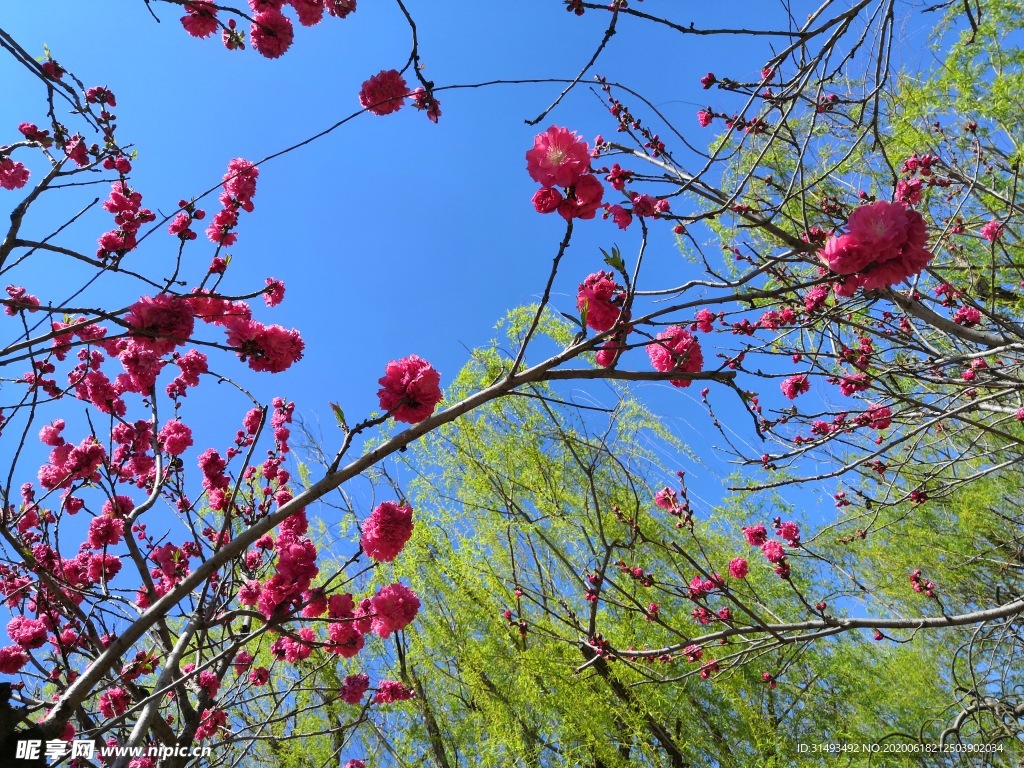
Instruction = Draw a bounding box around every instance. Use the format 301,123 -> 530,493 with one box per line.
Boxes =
0,0 -> 899,564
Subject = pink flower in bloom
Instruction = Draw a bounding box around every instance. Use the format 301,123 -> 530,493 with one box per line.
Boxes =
7,616 -> 48,649
180,1 -> 219,37
697,110 -> 713,128
198,669 -> 220,698
325,0 -> 357,18
411,87 -> 442,123
195,708 -> 226,741
821,201 -> 933,291
291,0 -> 324,25
158,420 -> 193,456
125,294 -> 196,356
86,515 -> 124,549
248,666 -> 270,686
339,672 -> 370,704
728,557 -> 748,579
370,582 -> 420,638
743,525 -> 768,547
775,521 -> 800,545
224,318 -> 305,373
526,126 -> 591,188
780,374 -> 810,400
343,761 -> 366,768
647,326 -> 703,388
577,271 -> 623,332
377,355 -> 443,423
557,174 -> 605,220
250,9 -> 294,59
0,645 -> 29,674
532,187 -> 563,214
607,204 -> 632,230
693,309 -> 716,333
862,403 -> 892,430
954,306 -> 982,326
222,158 -> 259,211
98,687 -> 130,719
359,69 -> 408,115
761,540 -> 786,563
361,501 -> 415,562
0,158 -> 30,190
980,220 -> 1004,242
895,178 -> 923,205
264,278 -> 285,307
374,679 -> 415,704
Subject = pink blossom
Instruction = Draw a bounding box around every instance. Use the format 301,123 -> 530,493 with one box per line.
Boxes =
821,201 -> 933,290
743,525 -> 768,547
526,126 -> 591,188
411,87 -> 442,123
195,708 -> 226,740
98,687 -> 130,719
370,582 -> 420,638
697,110 -> 713,128
780,374 -> 810,400
377,355 -> 443,423
630,193 -> 658,218
775,521 -> 800,545
953,306 -> 982,326
0,158 -> 30,190
607,204 -> 632,229
7,616 -> 48,649
291,0 -> 324,25
248,666 -> 269,685
577,271 -> 622,332
86,515 -> 124,549
343,760 -> 367,768
980,220 -> 1004,242
222,158 -> 259,210
181,1 -> 219,37
531,187 -> 563,214
0,645 -> 29,673
359,69 -> 408,115
556,174 -> 604,220
125,294 -> 196,355
895,178 -> 923,205
224,318 -> 305,373
167,349 -> 208,397
264,278 -> 285,306
339,672 -> 370,704
197,669 -> 220,698
761,540 -> 786,563
250,9 -> 294,58
325,0 -> 357,18
374,679 -> 415,704
158,420 -> 193,456
361,501 -> 415,562
693,309 -> 716,333
728,557 -> 748,579
647,326 -> 703,388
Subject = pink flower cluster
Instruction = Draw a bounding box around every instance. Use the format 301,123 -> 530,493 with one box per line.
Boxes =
359,69 -> 409,115
647,326 -> 703,388
377,355 -> 443,423
361,501 -> 415,562
97,181 -> 156,259
0,157 -> 30,190
820,201 -> 934,294
180,0 -> 356,57
780,374 -> 810,400
207,158 -> 259,247
527,126 -> 605,220
577,271 -> 624,332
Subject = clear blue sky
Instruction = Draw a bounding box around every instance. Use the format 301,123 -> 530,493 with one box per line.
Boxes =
0,0 -> 853,533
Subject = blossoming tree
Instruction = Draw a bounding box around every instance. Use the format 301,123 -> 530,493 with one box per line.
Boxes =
1,0 -> 1023,766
